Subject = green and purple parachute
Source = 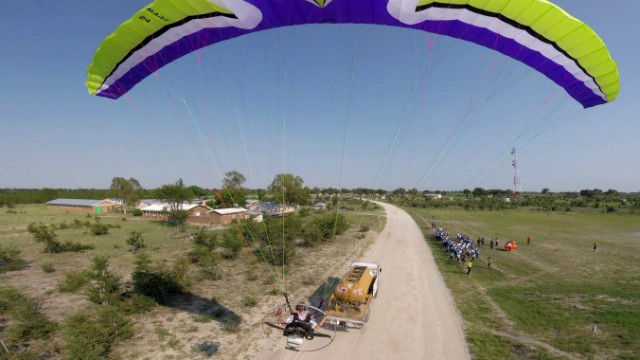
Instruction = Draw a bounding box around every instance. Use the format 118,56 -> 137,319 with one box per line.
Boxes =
87,0 -> 619,108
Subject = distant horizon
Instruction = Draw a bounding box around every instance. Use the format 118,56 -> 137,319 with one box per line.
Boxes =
1,186 -> 637,195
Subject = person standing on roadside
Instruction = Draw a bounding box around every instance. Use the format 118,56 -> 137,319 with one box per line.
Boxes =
487,257 -> 492,269
466,260 -> 473,275
527,235 -> 531,245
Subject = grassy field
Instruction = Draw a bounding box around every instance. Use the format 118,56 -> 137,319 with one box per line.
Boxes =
0,203 -> 386,359
405,207 -> 640,360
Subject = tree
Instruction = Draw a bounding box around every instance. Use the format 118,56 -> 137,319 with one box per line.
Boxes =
28,223 -> 60,253
223,170 -> 246,190
188,185 -> 209,198
541,188 -> 550,194
217,170 -> 248,207
605,189 -> 619,196
126,231 -> 146,252
267,173 -> 309,205
86,256 -> 121,305
154,179 -> 194,226
392,188 -> 406,197
472,187 -> 487,197
109,177 -> 142,213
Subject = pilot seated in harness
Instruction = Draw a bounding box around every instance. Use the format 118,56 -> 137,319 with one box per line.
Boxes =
282,303 -> 319,349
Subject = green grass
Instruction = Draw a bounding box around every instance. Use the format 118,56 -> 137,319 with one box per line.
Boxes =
406,207 -> 640,360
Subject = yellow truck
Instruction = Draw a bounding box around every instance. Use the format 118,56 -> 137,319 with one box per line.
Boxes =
323,261 -> 381,328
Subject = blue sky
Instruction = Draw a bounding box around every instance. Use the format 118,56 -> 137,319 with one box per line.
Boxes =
1,1 -> 638,192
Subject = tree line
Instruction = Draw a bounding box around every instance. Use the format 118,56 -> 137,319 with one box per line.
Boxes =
2,178 -> 638,212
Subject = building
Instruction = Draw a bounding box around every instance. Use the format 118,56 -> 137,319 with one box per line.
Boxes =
137,199 -> 163,209
46,199 -> 118,213
207,208 -> 248,225
254,202 -> 295,217
140,202 -> 248,225
424,193 -> 442,200
140,203 -> 211,220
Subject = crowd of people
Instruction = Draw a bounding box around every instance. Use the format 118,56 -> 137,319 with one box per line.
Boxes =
434,228 -> 482,264
434,228 -> 512,274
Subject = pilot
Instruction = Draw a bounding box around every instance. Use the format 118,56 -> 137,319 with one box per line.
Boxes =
285,303 -> 318,331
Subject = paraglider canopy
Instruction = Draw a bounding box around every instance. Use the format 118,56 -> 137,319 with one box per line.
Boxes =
87,0 -> 619,108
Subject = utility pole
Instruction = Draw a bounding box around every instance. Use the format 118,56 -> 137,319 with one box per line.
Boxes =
511,147 -> 521,198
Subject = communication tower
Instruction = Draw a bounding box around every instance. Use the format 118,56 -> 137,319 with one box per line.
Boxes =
511,147 -> 521,197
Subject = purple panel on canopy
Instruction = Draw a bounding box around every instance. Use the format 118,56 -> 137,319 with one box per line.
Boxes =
98,0 -> 600,108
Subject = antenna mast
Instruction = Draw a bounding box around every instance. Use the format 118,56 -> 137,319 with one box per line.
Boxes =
511,147 -> 521,197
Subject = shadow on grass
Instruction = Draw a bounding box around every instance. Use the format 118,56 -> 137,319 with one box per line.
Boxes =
191,340 -> 219,357
167,293 -> 242,329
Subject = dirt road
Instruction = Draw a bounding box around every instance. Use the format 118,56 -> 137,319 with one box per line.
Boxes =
259,202 -> 470,359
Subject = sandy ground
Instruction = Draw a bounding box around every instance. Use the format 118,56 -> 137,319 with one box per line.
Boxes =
255,202 -> 471,360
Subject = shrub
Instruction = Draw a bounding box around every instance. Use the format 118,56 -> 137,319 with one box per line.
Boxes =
126,231 -> 146,252
28,222 -> 61,253
63,306 -> 132,360
42,263 -> 56,273
131,208 -> 143,216
58,271 -> 91,293
86,257 -> 121,305
0,246 -> 27,272
222,319 -> 240,333
243,295 -> 258,308
60,241 -> 94,252
91,222 -> 109,235
189,230 -> 220,279
28,220 -> 100,254
0,287 -> 58,345
221,227 -> 244,259
301,213 -> 348,246
192,229 -> 216,250
117,293 -> 156,314
132,253 -> 189,305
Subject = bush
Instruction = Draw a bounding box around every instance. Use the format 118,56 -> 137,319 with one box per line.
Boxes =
0,287 -> 58,345
189,230 -> 220,279
63,306 -> 132,360
117,293 -> 156,314
86,257 -> 121,305
243,295 -> 258,307
301,213 -> 348,246
91,222 -> 109,235
131,208 -> 143,216
28,222 -> 61,253
221,227 -> 244,259
0,246 -> 27,272
42,263 -> 56,273
58,271 -> 91,293
126,231 -> 146,252
132,253 -> 190,305
60,241 -> 95,252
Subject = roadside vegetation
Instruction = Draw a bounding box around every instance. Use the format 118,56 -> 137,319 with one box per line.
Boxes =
0,194 -> 383,359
